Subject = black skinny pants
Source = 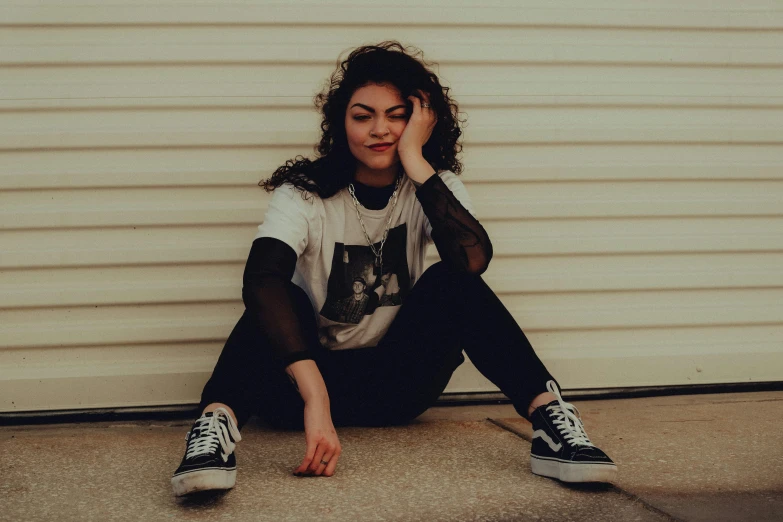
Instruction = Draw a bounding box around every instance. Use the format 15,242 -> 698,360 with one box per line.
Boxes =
199,261 -> 558,431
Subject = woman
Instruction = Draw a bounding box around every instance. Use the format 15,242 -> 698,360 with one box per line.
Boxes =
171,41 -> 616,496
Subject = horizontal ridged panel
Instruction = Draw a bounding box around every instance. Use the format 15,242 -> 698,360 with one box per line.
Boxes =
0,0 -> 783,29
2,290 -> 782,349
2,253 -> 782,309
2,217 -> 782,269
2,1 -> 783,28
2,1 -> 782,412
4,107 -> 783,149
3,181 -> 781,230
4,252 -> 783,310
4,69 -> 783,110
1,145 -> 780,191
7,180 -> 783,227
4,324 -> 782,411
3,25 -> 783,67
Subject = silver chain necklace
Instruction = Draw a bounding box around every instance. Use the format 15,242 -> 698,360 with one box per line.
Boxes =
347,174 -> 402,272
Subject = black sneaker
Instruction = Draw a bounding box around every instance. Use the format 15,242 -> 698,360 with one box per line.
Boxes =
530,380 -> 617,483
171,407 -> 242,496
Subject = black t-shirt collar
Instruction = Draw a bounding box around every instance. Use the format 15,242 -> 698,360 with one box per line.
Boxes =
350,178 -> 399,211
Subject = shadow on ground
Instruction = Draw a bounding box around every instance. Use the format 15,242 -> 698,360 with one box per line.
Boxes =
1,391 -> 781,521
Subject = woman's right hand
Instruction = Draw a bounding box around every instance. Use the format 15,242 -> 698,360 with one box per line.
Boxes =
293,396 -> 341,477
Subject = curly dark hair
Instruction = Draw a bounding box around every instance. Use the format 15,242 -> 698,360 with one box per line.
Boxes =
258,40 -> 466,199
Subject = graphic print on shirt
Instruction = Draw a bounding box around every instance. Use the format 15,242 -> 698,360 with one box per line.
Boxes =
320,223 -> 411,324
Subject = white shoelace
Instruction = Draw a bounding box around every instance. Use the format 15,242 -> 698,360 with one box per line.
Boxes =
184,407 -> 242,462
544,380 -> 594,447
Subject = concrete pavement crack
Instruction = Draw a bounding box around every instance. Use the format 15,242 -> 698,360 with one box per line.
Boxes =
487,417 -> 686,522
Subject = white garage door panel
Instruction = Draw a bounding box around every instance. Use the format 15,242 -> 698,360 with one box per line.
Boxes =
3,0 -> 782,28
463,144 -> 783,182
3,180 -> 781,230
0,264 -> 244,309
1,145 -> 779,190
486,218 -> 783,255
3,324 -> 780,411
1,373 -> 211,413
483,253 -> 783,293
4,65 -> 783,106
2,0 -> 781,413
3,217 -> 781,270
5,107 -> 782,149
1,303 -> 244,348
0,342 -> 219,372
8,347 -> 782,413
502,289 -> 783,331
449,324 -> 783,393
2,289 -> 779,349
0,226 -> 253,269
4,22 -> 782,66
2,252 -> 780,309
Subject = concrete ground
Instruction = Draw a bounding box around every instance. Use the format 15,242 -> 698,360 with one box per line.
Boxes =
1,391 -> 781,522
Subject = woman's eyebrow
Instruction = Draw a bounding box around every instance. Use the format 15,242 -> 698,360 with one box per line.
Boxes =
350,103 -> 407,113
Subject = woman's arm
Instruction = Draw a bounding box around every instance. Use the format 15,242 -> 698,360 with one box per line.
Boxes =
413,173 -> 493,275
285,359 -> 329,403
242,237 -> 318,368
243,237 -> 340,477
401,151 -> 493,275
397,91 -> 493,275
287,360 -> 340,478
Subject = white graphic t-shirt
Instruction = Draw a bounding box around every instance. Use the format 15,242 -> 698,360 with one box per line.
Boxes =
254,170 -> 475,351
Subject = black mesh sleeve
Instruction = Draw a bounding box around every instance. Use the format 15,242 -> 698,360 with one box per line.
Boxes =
241,236 -> 319,368
415,174 -> 493,275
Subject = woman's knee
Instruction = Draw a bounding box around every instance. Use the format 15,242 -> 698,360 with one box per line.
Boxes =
377,387 -> 446,426
383,352 -> 465,425
412,262 -> 490,312
418,261 -> 485,289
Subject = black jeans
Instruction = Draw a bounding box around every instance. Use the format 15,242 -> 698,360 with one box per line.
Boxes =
199,261 -> 558,430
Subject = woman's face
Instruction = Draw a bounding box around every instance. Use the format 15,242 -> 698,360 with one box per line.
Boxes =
344,83 -> 409,181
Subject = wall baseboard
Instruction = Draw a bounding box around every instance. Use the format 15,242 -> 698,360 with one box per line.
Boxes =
2,381 -> 781,426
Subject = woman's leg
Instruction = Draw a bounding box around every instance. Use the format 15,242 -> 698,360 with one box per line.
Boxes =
175,281 -> 350,495
198,281 -> 331,430
347,261 -> 559,425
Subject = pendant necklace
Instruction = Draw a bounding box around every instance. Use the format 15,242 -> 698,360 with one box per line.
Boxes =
347,174 -> 402,272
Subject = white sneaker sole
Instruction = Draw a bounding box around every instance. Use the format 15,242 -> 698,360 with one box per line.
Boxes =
531,456 -> 617,483
171,468 -> 237,496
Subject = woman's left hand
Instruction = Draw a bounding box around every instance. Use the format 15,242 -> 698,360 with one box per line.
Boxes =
397,89 -> 438,159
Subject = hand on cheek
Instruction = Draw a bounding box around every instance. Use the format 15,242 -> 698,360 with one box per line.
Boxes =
398,90 -> 437,158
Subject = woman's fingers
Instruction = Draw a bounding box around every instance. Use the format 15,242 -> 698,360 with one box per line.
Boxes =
309,443 -> 328,474
295,439 -> 340,477
408,94 -> 421,114
314,447 -> 336,476
418,89 -> 432,109
413,89 -> 437,129
294,440 -> 317,474
323,449 -> 340,477
421,91 -> 437,126
407,92 -> 436,135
